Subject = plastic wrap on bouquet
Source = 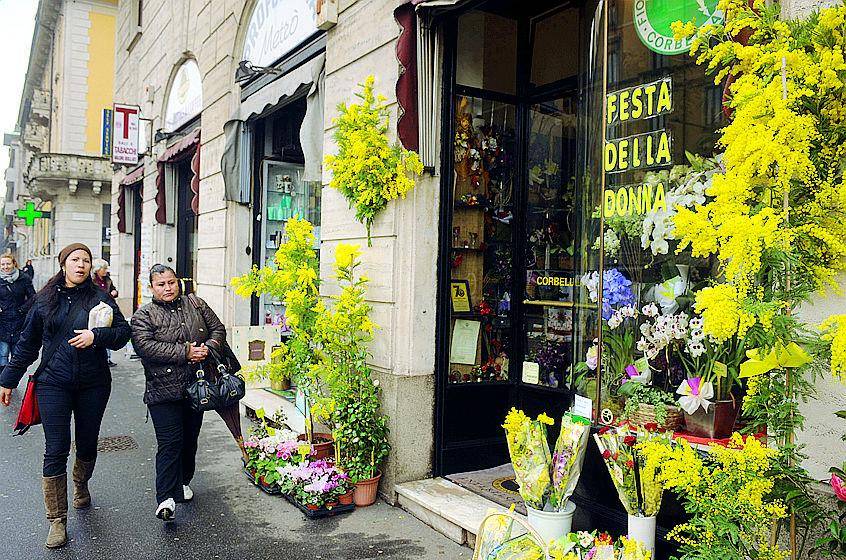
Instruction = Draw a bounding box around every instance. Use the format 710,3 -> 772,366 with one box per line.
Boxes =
503,409 -> 552,509
487,535 -> 545,560
549,415 -> 591,509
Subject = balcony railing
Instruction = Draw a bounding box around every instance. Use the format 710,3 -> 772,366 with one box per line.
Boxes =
27,153 -> 112,184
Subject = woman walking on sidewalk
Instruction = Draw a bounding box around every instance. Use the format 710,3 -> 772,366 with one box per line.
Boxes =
0,243 -> 131,549
0,254 -> 35,366
130,264 -> 226,521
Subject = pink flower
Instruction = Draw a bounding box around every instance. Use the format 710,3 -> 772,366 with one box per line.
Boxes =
831,473 -> 846,501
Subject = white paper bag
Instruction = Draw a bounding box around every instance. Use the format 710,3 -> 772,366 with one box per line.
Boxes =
88,302 -> 113,329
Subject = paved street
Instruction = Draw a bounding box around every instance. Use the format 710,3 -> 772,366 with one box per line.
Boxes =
0,354 -> 467,560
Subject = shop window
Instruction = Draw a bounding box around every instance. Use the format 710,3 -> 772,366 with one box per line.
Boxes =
530,7 -> 580,87
456,11 -> 517,95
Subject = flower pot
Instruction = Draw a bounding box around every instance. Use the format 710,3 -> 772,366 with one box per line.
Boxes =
325,501 -> 339,509
683,399 -> 739,439
338,490 -> 354,505
306,504 -> 320,511
353,471 -> 382,507
525,500 -> 576,545
270,377 -> 290,391
627,514 -> 656,557
297,433 -> 335,461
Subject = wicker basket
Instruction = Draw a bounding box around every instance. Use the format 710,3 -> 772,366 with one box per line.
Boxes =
628,403 -> 684,431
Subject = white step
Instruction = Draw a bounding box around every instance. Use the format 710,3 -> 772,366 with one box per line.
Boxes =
395,478 -> 526,548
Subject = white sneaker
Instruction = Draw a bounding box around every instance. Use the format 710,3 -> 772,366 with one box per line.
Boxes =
155,498 -> 175,521
182,485 -> 193,501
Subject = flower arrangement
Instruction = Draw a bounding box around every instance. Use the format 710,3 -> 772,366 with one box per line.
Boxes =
638,433 -> 787,560
244,427 -> 313,488
324,76 -> 423,245
594,425 -> 669,518
502,409 -> 590,512
278,459 -> 351,508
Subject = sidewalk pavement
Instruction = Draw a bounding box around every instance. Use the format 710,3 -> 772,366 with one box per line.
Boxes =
0,353 -> 468,560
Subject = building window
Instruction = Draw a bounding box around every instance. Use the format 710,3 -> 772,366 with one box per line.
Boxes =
101,204 -> 111,262
127,0 -> 143,51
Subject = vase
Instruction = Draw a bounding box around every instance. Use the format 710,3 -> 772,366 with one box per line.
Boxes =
627,514 -> 657,556
353,471 -> 382,507
339,490 -> 354,505
297,433 -> 334,460
525,501 -> 577,545
270,377 -> 290,391
683,399 -> 739,439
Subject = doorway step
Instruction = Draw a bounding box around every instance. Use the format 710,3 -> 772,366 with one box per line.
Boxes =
395,477 -> 526,548
446,464 -> 526,515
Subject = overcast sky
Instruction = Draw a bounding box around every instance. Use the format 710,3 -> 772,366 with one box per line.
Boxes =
0,0 -> 38,174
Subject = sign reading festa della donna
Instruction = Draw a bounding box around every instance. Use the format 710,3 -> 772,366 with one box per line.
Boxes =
603,77 -> 673,218
242,0 -> 318,67
111,103 -> 140,165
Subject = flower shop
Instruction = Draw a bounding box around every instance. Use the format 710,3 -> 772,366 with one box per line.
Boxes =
425,0 -> 846,558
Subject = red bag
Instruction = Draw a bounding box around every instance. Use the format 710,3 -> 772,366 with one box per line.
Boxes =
13,376 -> 40,436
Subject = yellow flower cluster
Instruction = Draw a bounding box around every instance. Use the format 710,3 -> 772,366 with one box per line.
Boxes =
692,284 -> 756,341
324,76 -> 423,244
821,315 -> 846,382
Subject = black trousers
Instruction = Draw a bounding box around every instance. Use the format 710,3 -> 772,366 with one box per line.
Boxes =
37,383 -> 111,477
148,399 -> 203,504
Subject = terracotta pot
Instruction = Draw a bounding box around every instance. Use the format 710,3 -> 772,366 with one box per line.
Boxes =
325,501 -> 339,509
306,504 -> 320,511
270,377 -> 290,391
353,471 -> 382,507
338,490 -> 354,505
683,400 -> 739,439
297,433 -> 335,461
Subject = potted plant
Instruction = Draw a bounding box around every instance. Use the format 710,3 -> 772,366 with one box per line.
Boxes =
619,383 -> 683,432
502,409 -> 590,544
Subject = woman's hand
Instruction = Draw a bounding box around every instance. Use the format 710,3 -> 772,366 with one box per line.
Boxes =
187,343 -> 208,363
0,387 -> 12,407
110,290 -> 118,298
68,329 -> 95,349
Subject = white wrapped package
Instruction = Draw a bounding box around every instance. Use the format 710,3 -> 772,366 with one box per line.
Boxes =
88,302 -> 113,329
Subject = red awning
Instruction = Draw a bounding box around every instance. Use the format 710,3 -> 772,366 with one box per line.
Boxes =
159,127 -> 201,164
120,164 -> 145,186
155,129 -> 202,224
395,3 -> 419,152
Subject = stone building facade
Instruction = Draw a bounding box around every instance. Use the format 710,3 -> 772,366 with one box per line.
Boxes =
4,0 -> 117,289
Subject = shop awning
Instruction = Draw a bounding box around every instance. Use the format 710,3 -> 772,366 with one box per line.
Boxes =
119,164 -> 145,186
156,128 -> 201,224
116,165 -> 145,234
159,128 -> 200,163
221,53 -> 326,203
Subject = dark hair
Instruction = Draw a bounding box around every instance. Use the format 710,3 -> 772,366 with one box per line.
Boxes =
33,270 -> 97,319
149,264 -> 177,284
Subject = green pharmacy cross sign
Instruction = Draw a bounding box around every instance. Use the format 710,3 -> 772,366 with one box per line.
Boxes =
16,202 -> 50,226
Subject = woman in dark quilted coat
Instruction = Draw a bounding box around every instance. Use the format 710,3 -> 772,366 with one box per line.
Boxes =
130,264 -> 226,522
0,243 -> 131,549
0,254 -> 35,366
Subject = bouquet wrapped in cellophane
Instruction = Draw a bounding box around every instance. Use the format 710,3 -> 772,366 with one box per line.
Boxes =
593,424 -> 670,517
502,409 -> 590,512
503,408 -> 551,509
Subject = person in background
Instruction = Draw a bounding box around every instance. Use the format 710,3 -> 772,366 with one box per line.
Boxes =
92,259 -> 119,366
130,264 -> 226,522
21,259 -> 34,279
0,255 -> 35,368
0,243 -> 131,549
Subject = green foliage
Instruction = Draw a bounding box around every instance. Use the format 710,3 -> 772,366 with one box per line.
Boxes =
620,383 -> 677,425
324,76 -> 423,245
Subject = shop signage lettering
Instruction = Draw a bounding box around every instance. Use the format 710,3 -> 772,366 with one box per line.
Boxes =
603,182 -> 667,218
164,60 -> 202,132
242,0 -> 318,68
604,130 -> 672,173
111,103 -> 140,165
633,0 -> 723,56
535,276 -> 581,287
606,78 -> 672,125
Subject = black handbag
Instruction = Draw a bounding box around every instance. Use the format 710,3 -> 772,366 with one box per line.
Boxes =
208,345 -> 245,408
186,366 -> 222,412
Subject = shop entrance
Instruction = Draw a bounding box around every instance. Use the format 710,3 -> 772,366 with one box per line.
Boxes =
175,157 -> 198,282
436,1 -> 594,475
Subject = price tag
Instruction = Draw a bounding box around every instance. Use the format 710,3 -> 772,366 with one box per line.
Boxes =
522,361 -> 540,384
572,394 -> 593,422
713,361 -> 728,378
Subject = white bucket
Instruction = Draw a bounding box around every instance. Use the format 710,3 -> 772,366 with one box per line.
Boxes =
627,514 -> 657,556
526,500 -> 577,545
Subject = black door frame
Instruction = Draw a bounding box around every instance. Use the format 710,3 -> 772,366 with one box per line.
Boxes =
132,184 -> 143,311
175,156 -> 196,281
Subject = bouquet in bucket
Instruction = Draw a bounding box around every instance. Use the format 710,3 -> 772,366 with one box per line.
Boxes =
593,424 -> 669,518
502,408 -> 590,511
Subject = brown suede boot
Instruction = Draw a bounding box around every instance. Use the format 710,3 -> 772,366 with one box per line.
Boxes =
42,474 -> 68,549
72,458 -> 95,509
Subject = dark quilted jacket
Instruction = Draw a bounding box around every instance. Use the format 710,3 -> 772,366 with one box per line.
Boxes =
0,274 -> 35,345
0,284 -> 131,390
130,295 -> 226,405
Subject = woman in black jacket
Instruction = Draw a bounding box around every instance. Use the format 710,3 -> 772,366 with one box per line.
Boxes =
0,243 -> 131,549
0,254 -> 35,366
130,264 -> 226,522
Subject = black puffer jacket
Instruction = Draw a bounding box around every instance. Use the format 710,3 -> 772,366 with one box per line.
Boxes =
130,295 -> 226,405
0,273 -> 35,345
0,284 -> 131,389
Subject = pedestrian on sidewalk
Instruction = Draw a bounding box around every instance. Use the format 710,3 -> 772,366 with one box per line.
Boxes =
130,264 -> 227,522
91,259 -> 119,366
21,259 -> 34,280
0,243 -> 131,549
0,254 -> 35,367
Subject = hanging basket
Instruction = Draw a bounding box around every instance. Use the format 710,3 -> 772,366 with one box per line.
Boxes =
628,403 -> 684,432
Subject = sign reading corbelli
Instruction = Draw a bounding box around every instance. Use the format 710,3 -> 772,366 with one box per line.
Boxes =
242,0 -> 319,68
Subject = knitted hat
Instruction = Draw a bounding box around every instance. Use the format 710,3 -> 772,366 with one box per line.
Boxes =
57,243 -> 92,266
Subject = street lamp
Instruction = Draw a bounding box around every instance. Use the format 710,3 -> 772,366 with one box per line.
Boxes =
234,60 -> 282,84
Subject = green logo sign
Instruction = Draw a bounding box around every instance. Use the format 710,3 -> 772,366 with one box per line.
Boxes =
634,0 -> 723,55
